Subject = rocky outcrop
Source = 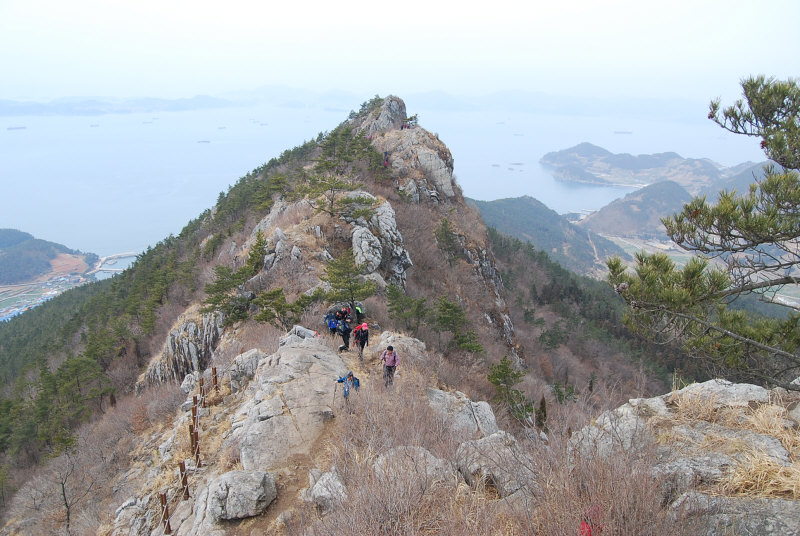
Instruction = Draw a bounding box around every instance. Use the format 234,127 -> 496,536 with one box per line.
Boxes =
373,446 -> 461,488
357,95 -> 406,138
141,311 -> 223,388
570,379 -> 800,534
675,491 -> 800,535
225,331 -> 347,472
374,128 -> 456,204
455,431 -> 537,497
343,192 -> 413,286
304,467 -> 347,513
228,348 -> 266,393
427,388 -> 499,439
205,471 -> 277,522
354,96 -> 456,205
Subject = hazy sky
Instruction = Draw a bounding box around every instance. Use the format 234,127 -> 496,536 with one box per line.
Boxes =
1,0 -> 798,102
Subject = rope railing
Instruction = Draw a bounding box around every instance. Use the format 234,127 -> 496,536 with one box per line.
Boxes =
153,368 -> 222,535
149,333 -> 337,534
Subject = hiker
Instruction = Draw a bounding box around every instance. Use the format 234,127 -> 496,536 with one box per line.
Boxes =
579,505 -> 604,535
353,322 -> 369,359
325,312 -> 338,338
379,345 -> 399,387
335,371 -> 360,407
354,304 -> 364,323
337,318 -> 352,352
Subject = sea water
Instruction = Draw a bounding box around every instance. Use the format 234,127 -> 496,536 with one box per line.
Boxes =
0,100 -> 764,256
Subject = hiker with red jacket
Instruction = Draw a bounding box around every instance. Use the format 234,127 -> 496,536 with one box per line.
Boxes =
379,345 -> 399,387
353,323 -> 369,360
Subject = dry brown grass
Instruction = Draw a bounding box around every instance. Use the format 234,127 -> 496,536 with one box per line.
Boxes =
744,403 -> 800,459
667,391 -> 722,424
720,450 -> 800,499
651,385 -> 800,500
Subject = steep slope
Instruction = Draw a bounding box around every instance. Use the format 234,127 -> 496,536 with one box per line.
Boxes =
578,180 -> 693,239
469,195 -> 630,277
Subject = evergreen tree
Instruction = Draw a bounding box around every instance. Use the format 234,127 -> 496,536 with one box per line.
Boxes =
609,76 -> 800,390
488,356 -> 533,422
386,283 -> 428,333
254,288 -> 315,331
323,249 -> 377,312
435,217 -> 460,266
433,296 -> 484,354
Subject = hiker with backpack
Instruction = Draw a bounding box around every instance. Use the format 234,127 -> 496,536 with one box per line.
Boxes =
379,345 -> 399,387
325,312 -> 338,338
337,317 -> 352,353
352,323 -> 369,360
334,371 -> 360,411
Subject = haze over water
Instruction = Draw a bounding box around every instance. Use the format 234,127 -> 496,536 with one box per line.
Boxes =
1,97 -> 765,257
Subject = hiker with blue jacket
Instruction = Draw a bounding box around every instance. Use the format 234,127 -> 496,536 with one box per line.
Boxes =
324,312 -> 338,338
336,371 -> 360,399
334,371 -> 360,413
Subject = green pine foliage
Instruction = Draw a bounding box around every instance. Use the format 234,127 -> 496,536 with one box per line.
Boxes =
203,231 -> 268,325
434,217 -> 461,266
433,296 -> 484,355
322,249 -> 377,310
488,356 -> 533,422
253,288 -> 319,331
386,284 -> 429,334
610,76 -> 800,390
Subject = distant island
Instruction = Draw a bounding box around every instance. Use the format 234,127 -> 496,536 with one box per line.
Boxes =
0,229 -> 99,321
0,95 -> 233,116
540,142 -> 758,195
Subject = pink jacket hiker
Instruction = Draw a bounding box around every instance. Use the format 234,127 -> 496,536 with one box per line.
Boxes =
380,349 -> 399,367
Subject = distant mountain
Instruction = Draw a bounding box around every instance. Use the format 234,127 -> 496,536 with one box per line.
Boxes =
0,229 -> 97,284
469,196 -> 630,276
701,161 -> 768,200
577,180 -> 693,239
0,95 -> 233,116
540,142 -> 723,194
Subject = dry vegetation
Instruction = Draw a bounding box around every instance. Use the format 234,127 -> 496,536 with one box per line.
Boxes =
654,389 -> 800,501
282,359 -> 692,536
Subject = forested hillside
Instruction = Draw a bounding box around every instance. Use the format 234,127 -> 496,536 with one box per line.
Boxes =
470,196 -> 629,276
0,229 -> 97,284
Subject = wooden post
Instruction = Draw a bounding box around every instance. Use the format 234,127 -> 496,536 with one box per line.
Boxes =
212,367 -> 218,393
179,461 -> 189,500
194,430 -> 201,467
198,377 -> 206,407
159,492 -> 172,534
189,423 -> 195,454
